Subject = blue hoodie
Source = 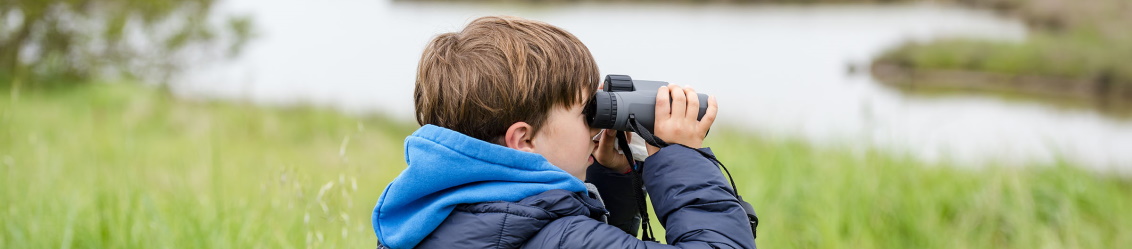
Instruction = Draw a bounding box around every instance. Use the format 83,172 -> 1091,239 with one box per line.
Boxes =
371,125 -> 588,249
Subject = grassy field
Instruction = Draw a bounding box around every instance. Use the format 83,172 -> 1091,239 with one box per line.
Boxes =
3,83 -> 1131,248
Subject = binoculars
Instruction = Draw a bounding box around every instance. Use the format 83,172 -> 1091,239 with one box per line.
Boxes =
585,74 -> 709,132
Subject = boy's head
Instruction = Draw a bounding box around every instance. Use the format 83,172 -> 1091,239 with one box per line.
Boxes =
415,16 -> 601,179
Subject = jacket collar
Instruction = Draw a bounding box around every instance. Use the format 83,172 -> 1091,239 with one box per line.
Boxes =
372,125 -> 588,249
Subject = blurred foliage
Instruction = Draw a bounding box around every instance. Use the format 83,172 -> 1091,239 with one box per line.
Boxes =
952,0 -> 1132,36
0,0 -> 253,90
874,0 -> 1132,95
877,34 -> 1132,86
2,83 -> 1130,248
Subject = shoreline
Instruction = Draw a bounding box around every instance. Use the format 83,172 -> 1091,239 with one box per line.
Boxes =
871,62 -> 1132,99
870,61 -> 1132,117
869,0 -> 1132,107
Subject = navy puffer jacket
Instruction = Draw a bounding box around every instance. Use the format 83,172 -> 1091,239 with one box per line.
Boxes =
373,125 -> 755,249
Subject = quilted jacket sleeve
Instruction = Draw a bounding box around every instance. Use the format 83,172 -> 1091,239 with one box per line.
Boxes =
526,145 -> 756,249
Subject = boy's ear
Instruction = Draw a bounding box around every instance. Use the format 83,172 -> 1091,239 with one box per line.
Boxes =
504,122 -> 536,152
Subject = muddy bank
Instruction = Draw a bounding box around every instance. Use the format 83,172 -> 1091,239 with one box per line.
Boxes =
872,61 -> 1132,117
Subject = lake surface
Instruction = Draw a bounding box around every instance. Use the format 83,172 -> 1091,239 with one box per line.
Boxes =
179,0 -> 1132,171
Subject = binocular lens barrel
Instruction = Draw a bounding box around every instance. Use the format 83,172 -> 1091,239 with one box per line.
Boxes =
585,75 -> 709,132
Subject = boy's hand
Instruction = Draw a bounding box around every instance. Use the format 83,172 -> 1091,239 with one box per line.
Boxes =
593,129 -> 632,173
647,85 -> 718,156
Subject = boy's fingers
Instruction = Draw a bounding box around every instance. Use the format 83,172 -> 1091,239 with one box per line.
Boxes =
669,84 -> 686,119
655,86 -> 671,120
698,95 -> 718,132
684,86 -> 699,120
597,129 -> 615,153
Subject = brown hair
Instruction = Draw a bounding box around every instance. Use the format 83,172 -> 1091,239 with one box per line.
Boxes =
414,16 -> 599,143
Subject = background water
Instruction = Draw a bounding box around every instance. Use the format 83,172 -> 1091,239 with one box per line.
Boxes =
177,0 -> 1131,171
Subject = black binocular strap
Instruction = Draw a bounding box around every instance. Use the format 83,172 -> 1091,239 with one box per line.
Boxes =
683,145 -> 759,239
626,115 -> 668,148
622,115 -> 759,240
615,130 -> 657,242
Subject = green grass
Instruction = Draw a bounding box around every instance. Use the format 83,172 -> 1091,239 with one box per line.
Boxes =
706,134 -> 1132,248
4,83 -> 1131,248
1,83 -> 415,248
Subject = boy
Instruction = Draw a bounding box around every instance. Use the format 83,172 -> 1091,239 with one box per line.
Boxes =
372,16 -> 755,249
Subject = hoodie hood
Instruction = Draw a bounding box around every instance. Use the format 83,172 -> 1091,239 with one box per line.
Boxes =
371,125 -> 588,249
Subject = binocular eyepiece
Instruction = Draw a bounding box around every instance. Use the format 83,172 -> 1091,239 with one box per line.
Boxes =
585,74 -> 709,133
